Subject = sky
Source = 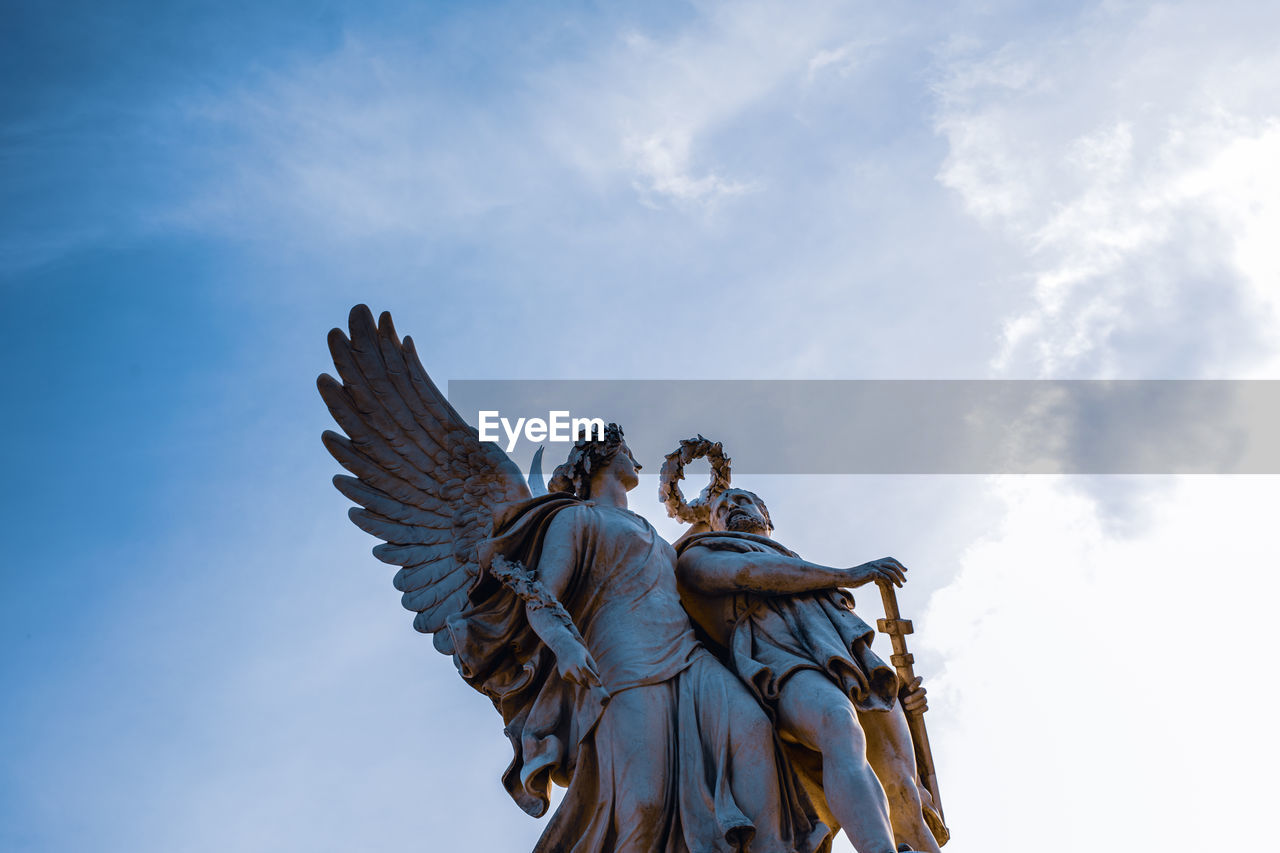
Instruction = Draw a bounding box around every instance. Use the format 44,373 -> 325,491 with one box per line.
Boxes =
3,1 -> 1279,851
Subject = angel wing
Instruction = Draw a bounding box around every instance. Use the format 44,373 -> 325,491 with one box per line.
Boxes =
317,305 -> 531,655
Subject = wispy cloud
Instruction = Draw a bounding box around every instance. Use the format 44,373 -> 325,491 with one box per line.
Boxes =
917,7 -> 1280,851
182,1 -> 912,232
622,128 -> 755,207
932,1 -> 1280,378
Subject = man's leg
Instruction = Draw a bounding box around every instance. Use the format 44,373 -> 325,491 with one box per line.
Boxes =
776,669 -> 898,853
858,704 -> 942,853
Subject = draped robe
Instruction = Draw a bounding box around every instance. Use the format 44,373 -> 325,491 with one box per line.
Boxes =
447,495 -> 827,853
673,531 -> 899,715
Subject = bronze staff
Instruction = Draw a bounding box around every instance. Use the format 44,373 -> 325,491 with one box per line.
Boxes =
876,579 -> 945,827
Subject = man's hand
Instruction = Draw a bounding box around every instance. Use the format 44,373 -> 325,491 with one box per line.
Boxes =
900,675 -> 928,714
843,556 -> 908,588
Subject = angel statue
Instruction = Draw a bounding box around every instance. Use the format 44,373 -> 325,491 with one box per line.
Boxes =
317,306 -> 829,853
660,438 -> 949,853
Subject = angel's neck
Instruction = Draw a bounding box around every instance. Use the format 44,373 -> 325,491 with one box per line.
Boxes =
588,478 -> 629,509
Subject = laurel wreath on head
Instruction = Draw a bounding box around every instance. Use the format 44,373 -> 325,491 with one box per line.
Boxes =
658,435 -> 733,524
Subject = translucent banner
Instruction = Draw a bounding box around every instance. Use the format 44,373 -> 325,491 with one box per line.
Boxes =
446,380 -> 1280,475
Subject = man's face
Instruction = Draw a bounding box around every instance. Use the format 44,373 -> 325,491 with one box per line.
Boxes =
710,489 -> 771,535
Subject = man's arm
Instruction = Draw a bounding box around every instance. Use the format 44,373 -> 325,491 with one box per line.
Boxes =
677,544 -> 907,596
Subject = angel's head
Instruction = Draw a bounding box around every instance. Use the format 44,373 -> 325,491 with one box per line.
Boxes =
709,488 -> 773,537
548,422 -> 642,499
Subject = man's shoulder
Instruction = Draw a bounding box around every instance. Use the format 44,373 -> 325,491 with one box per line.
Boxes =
676,530 -> 797,558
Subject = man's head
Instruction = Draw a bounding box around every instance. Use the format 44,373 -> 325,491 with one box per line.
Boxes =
709,488 -> 773,536
548,422 -> 642,498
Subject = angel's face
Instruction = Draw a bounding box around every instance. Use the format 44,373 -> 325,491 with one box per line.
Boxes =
610,443 -> 642,492
711,489 -> 771,536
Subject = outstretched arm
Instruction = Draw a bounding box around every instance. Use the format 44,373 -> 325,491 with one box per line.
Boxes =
677,545 -> 907,596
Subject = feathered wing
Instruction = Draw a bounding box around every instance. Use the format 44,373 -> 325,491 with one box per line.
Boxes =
318,304 -> 531,655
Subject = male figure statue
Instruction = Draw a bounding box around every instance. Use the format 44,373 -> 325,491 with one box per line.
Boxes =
675,488 -> 943,853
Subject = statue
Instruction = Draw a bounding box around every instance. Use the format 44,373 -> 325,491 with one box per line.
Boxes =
318,307 -> 827,853
661,438 -> 948,853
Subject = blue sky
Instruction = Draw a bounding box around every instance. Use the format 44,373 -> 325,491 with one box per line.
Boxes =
4,2 -> 1280,851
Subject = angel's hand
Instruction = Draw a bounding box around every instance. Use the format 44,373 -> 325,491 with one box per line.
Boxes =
843,557 -> 907,588
557,644 -> 605,691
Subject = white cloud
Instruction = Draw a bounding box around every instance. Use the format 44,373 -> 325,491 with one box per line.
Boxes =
932,1 -> 1280,378
920,475 -> 1280,852
806,40 -> 872,80
538,2 -> 843,208
182,1 -> 856,237
621,128 -> 755,206
918,7 -> 1280,852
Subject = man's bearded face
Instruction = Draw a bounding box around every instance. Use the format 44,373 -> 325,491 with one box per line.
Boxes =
711,489 -> 771,535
